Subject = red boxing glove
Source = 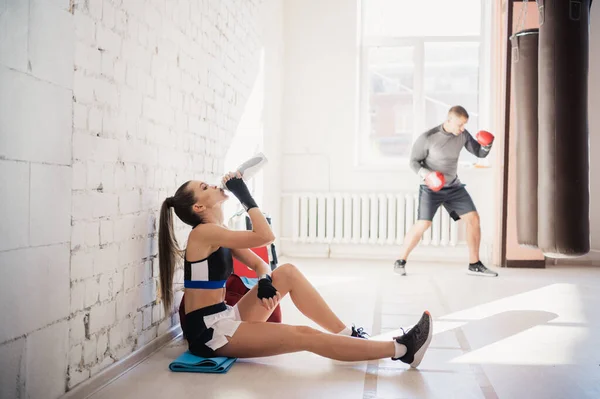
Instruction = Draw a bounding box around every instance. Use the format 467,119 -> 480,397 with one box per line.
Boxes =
476,130 -> 494,147
425,171 -> 445,192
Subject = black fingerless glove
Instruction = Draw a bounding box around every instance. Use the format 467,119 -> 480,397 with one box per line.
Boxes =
225,177 -> 258,211
257,275 -> 278,299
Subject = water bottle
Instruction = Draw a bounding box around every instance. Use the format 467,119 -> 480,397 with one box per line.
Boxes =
221,152 -> 268,189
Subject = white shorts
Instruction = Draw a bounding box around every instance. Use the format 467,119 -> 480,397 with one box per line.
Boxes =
185,302 -> 242,357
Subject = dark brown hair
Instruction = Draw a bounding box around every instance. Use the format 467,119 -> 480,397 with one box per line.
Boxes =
158,181 -> 203,315
448,105 -> 469,119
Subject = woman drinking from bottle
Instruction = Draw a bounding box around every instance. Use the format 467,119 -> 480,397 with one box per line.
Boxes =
158,171 -> 433,366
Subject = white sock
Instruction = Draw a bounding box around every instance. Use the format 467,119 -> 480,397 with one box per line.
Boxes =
338,326 -> 353,336
394,341 -> 407,358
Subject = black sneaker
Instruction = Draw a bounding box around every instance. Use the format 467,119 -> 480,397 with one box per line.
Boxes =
467,261 -> 498,277
393,311 -> 433,368
350,325 -> 369,339
393,259 -> 407,276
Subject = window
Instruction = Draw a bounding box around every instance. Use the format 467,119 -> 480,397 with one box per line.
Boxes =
358,0 -> 488,167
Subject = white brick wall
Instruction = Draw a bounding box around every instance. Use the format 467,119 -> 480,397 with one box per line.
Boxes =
0,0 -> 29,72
69,312 -> 88,345
97,331 -> 109,360
1,0 -> 267,397
28,2 -> 74,89
0,67 -> 72,165
70,344 -> 83,370
25,321 -> 69,399
0,245 -> 71,343
0,338 -> 26,399
83,337 -> 97,365
0,160 -> 29,251
30,164 -> 72,246
67,369 -> 90,391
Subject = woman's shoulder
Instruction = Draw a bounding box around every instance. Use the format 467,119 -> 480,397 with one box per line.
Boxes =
190,222 -> 229,237
186,228 -> 220,262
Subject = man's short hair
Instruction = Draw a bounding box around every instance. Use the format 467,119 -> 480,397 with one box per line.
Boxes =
448,105 -> 469,119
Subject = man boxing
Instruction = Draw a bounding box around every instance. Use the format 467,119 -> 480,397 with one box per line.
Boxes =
394,105 -> 498,277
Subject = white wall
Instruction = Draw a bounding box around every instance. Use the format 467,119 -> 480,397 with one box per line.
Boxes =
222,0 -> 284,241
0,2 -> 74,399
261,0 -> 285,242
279,0 -> 496,261
0,0 -> 281,397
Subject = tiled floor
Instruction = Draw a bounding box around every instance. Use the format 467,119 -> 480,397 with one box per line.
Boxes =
88,258 -> 600,399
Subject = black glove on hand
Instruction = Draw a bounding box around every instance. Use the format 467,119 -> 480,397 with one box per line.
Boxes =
225,177 -> 258,211
257,275 -> 278,300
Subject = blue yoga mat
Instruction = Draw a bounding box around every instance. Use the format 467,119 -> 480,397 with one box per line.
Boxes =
169,351 -> 237,374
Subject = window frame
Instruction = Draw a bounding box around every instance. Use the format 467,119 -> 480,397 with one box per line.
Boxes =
356,1 -> 491,170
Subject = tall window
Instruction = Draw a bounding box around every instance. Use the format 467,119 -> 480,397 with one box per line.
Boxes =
359,0 -> 486,166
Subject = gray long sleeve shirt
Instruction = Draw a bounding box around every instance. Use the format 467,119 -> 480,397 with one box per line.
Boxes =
409,124 -> 491,187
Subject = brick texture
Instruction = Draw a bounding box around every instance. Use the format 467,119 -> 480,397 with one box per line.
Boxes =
66,0 -> 263,391
0,0 -> 264,397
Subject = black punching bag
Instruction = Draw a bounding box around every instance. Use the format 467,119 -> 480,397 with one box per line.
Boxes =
537,0 -> 591,257
511,29 -> 539,248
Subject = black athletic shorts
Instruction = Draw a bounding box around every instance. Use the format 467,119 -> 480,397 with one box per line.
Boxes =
417,184 -> 477,221
185,302 -> 242,358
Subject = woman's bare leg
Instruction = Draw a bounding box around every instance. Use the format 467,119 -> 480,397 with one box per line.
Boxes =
216,310 -> 433,368
216,322 -> 394,360
235,263 -> 347,333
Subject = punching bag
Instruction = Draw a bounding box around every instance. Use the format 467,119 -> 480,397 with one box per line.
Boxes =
511,29 -> 539,248
537,0 -> 591,257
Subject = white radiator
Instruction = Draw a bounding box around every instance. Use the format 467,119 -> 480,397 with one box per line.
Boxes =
289,193 -> 460,247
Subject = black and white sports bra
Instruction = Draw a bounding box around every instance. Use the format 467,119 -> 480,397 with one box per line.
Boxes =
183,247 -> 233,289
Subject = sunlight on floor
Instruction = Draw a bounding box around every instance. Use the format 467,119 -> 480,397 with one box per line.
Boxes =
85,259 -> 600,399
